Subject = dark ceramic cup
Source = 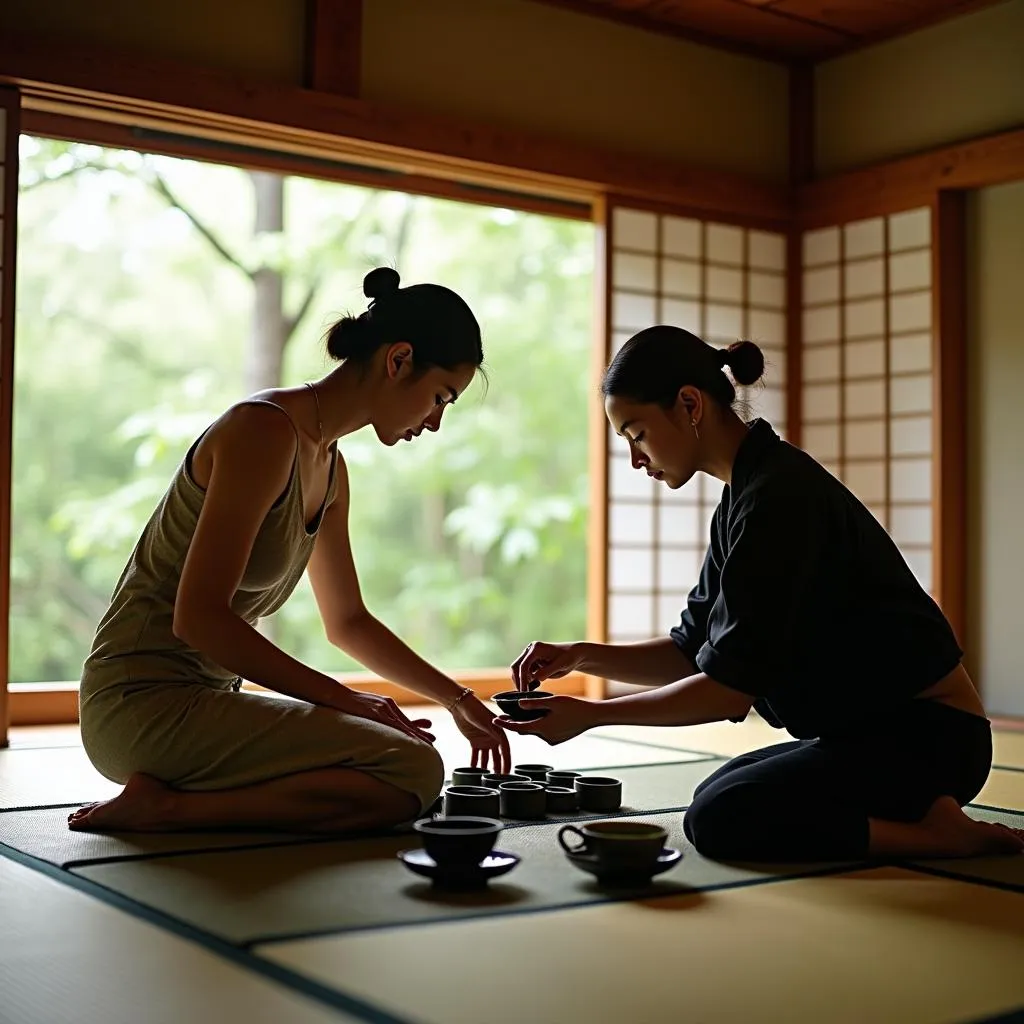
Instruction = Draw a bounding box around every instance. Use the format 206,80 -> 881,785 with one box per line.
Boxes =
450,767 -> 488,789
515,764 -> 554,782
492,690 -> 554,721
499,782 -> 547,819
545,785 -> 579,814
413,816 -> 502,867
546,770 -> 582,788
558,820 -> 666,868
442,785 -> 501,818
574,776 -> 622,812
481,772 -> 530,790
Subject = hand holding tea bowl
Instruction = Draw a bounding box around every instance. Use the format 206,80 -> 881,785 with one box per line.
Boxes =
493,694 -> 599,745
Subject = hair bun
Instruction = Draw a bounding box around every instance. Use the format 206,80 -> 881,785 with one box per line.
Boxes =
363,267 -> 401,301
722,340 -> 765,387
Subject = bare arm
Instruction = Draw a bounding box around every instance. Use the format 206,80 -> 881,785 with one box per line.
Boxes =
306,461 -> 463,708
172,406 -> 351,707
589,672 -> 754,728
577,638 -> 697,687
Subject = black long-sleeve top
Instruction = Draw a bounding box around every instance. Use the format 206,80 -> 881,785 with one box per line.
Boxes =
669,419 -> 962,739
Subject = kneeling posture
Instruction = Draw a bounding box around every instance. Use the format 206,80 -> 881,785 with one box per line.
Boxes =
499,325 -> 1023,862
72,268 -> 510,836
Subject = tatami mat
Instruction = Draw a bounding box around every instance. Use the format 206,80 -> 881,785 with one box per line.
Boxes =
976,768 -> 1024,811
261,867 -> 1024,1024
72,762 -> 725,942
993,729 -> 1024,770
0,746 -> 121,810
0,806 -> 331,868
0,854 -> 364,1024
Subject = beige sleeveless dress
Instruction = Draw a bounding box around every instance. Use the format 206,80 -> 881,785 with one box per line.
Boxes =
78,400 -> 443,812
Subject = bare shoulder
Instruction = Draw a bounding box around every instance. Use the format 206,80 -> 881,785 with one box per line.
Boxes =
192,401 -> 297,491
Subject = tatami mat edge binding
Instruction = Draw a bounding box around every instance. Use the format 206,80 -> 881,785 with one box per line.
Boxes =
0,841 -> 418,1024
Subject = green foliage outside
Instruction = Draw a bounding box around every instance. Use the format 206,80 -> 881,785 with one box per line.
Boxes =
12,136 -> 593,683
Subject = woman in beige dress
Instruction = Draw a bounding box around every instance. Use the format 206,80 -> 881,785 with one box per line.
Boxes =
70,267 -> 510,835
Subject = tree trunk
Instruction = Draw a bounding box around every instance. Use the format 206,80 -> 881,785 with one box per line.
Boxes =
245,172 -> 288,395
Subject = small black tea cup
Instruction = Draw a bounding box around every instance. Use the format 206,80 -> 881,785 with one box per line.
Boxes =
574,776 -> 622,811
499,782 -> 546,819
443,786 -> 500,818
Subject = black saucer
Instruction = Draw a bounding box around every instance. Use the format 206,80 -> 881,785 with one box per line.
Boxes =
565,847 -> 683,886
398,848 -> 520,889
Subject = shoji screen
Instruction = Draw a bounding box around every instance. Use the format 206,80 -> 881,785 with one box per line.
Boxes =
800,208 -> 934,593
604,205 -> 788,644
0,89 -> 18,738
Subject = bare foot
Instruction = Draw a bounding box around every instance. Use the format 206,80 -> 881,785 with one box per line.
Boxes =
67,773 -> 177,833
915,796 -> 1024,858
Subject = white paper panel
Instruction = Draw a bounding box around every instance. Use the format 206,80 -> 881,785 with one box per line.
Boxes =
845,379 -> 886,418
662,216 -> 702,259
609,548 -> 654,590
889,250 -> 931,292
706,266 -> 744,303
844,217 -> 885,259
748,231 -> 785,271
755,386 -> 785,424
609,594 -> 654,635
803,423 -> 840,462
614,209 -> 657,251
890,458 -> 932,502
748,309 -> 785,347
844,258 -> 884,299
803,305 -> 840,344
707,224 -> 743,265
890,331 -> 932,374
662,298 -> 702,333
867,505 -> 888,529
890,374 -> 933,414
890,505 -> 932,545
661,258 -> 701,298
657,501 -> 702,544
804,266 -> 840,304
610,330 -> 632,357
699,502 -> 718,540
609,453 -> 656,500
803,344 -> 840,382
820,462 -> 839,478
658,594 -> 690,632
661,479 -> 701,506
706,304 -> 743,339
702,476 -> 725,503
760,345 -> 786,384
748,271 -> 784,309
903,547 -> 933,592
609,502 -> 654,544
845,338 -> 886,379
658,548 -> 703,589
845,419 -> 886,459
803,227 -> 839,267
613,291 -> 656,330
844,298 -> 885,339
613,252 -> 657,291
888,208 -> 930,251
890,291 -> 932,333
843,460 -> 887,504
803,383 -> 839,420
890,415 -> 932,457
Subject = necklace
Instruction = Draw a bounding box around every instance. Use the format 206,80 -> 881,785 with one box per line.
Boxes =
304,382 -> 324,448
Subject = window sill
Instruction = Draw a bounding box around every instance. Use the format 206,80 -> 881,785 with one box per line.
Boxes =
7,670 -> 601,726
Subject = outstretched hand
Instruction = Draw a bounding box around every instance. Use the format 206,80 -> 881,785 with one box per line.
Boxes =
328,687 -> 436,744
452,695 -> 513,773
494,695 -> 596,746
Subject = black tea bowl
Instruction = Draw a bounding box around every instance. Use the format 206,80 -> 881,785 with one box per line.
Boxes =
493,690 -> 554,721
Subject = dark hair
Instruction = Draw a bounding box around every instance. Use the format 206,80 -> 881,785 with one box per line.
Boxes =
600,326 -> 764,409
325,267 -> 483,373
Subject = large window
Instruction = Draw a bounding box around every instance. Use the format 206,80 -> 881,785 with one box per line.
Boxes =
12,137 -> 593,684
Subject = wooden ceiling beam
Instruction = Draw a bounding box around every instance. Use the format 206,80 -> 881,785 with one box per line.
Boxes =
304,0 -> 362,97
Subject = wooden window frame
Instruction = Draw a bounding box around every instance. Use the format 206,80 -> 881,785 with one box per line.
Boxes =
0,37 -> 1023,730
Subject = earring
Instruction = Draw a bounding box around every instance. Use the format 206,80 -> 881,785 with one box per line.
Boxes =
691,420 -> 700,441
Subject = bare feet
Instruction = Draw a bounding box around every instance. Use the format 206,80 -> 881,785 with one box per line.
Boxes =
883,795 -> 1024,859
67,773 -> 177,833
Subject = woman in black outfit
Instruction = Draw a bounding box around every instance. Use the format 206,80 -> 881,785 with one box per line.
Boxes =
499,326 -> 1023,862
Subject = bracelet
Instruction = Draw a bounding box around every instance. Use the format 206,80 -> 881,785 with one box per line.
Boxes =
445,686 -> 474,711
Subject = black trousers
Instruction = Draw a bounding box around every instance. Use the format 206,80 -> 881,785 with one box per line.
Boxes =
682,700 -> 992,862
